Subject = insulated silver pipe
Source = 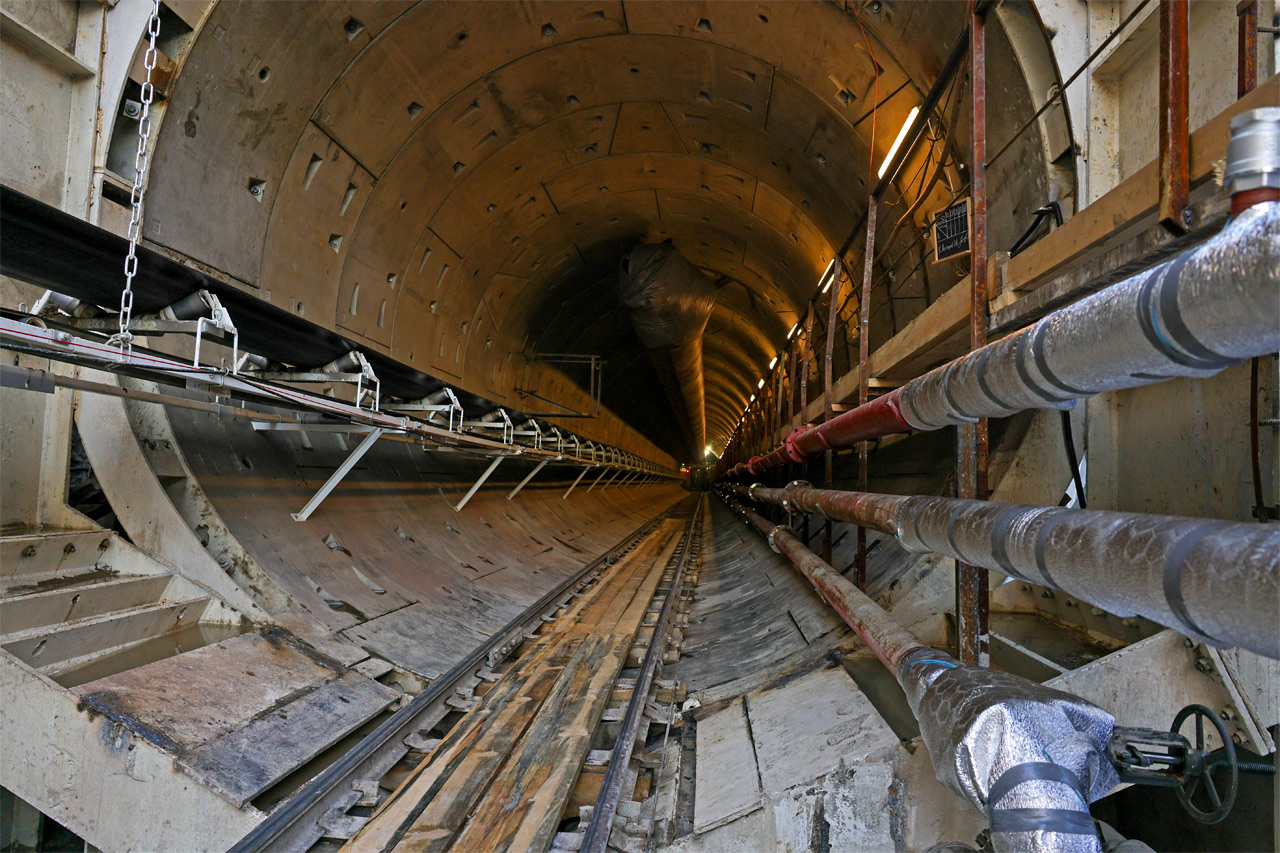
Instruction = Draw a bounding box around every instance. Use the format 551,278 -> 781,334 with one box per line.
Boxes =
728,483 -> 1280,660
898,201 -> 1279,431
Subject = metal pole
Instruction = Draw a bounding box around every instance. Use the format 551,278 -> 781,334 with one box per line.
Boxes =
855,198 -> 877,591
956,2 -> 990,667
291,427 -> 385,521
586,467 -> 614,493
1159,0 -> 1191,234
454,455 -> 506,511
823,261 -> 841,563
506,458 -> 550,500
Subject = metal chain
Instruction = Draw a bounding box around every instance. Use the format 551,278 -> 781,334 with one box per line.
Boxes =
112,0 -> 162,359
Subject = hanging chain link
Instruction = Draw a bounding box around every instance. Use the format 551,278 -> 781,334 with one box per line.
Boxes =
111,0 -> 162,359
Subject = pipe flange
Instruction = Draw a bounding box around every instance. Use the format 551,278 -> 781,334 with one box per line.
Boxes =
785,479 -> 812,490
747,482 -> 765,502
1226,108 -> 1280,193
766,525 -> 793,554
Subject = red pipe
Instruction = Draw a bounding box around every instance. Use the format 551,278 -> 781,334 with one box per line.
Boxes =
724,387 -> 910,479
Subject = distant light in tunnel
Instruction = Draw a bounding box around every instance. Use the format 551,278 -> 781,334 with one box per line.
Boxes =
704,445 -> 713,456
769,355 -> 777,369
878,106 -> 920,179
819,258 -> 837,293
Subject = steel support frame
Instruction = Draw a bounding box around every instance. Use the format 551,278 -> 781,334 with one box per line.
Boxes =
855,197 -> 877,591
291,427 -> 386,521
1158,0 -> 1191,234
563,467 -> 593,499
957,3 -> 990,667
822,261 -> 842,563
506,458 -> 552,500
454,455 -> 506,512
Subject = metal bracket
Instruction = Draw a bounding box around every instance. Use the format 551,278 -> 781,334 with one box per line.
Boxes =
454,455 -> 507,512
563,466 -> 593,499
507,458 -> 553,500
390,387 -> 464,433
291,427 -> 386,521
252,350 -> 381,412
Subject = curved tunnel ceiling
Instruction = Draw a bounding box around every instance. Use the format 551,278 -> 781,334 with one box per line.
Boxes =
144,0 -> 1059,463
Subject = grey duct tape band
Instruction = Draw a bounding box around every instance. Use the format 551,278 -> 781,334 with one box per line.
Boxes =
975,347 -> 1017,410
1031,322 -> 1091,396
990,808 -> 1099,835
1161,523 -> 1223,645
945,503 -> 979,564
987,762 -> 1095,836
1015,330 -> 1074,405
989,505 -> 1031,578
1136,254 -> 1236,370
941,360 -> 981,421
1032,511 -> 1069,589
1154,254 -> 1239,368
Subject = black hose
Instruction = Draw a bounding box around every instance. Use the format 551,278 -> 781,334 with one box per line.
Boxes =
1061,409 -> 1086,508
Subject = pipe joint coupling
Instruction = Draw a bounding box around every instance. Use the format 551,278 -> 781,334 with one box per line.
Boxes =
784,427 -> 816,463
1226,108 -> 1280,193
766,525 -> 793,554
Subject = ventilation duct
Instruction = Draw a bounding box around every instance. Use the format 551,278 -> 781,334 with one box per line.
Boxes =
618,240 -> 714,459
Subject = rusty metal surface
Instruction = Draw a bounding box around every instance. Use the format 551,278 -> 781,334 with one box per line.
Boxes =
721,495 -> 924,675
856,198 -> 877,591
1159,0 -> 1191,234
958,4 -> 991,667
1237,0 -> 1258,97
728,483 -> 1280,661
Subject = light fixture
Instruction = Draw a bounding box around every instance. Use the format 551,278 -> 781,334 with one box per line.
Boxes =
819,258 -> 837,293
878,106 -> 920,179
769,355 -> 778,369
704,445 -> 713,456
788,323 -> 799,338
749,393 -> 755,402
757,378 -> 765,389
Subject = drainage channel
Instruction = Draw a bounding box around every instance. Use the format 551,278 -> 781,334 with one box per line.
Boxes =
228,504 -> 685,853
328,495 -> 704,853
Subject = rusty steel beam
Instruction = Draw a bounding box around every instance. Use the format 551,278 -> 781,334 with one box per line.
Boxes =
954,2 -> 992,666
855,198 -> 878,590
726,482 -> 1280,661
723,494 -> 925,672
822,261 -> 842,562
1159,0 -> 1191,234
1238,0 -> 1258,97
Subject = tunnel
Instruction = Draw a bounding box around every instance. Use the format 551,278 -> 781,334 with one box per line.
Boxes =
0,1 -> 1277,851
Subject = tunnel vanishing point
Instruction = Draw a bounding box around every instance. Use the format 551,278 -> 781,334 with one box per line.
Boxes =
0,2 -> 1278,852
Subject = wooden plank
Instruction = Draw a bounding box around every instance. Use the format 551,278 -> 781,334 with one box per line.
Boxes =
0,575 -> 171,635
744,666 -> 897,796
341,603 -> 490,681
387,641 -> 582,851
71,627 -> 347,752
1008,76 -> 1277,292
181,671 -> 399,807
693,698 -> 762,832
451,633 -> 631,852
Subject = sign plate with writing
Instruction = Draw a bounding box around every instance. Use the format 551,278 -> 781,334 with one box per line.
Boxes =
932,198 -> 971,263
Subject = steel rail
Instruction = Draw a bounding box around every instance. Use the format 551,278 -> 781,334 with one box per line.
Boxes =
226,507 -> 679,853
580,500 -> 702,853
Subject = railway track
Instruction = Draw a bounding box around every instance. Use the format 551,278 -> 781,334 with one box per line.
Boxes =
329,497 -> 703,853
225,499 -> 698,853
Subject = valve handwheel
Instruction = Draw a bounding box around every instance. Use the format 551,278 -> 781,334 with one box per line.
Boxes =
1172,703 -> 1238,824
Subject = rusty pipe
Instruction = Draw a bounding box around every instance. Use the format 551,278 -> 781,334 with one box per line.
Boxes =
721,197 -> 1279,481
722,494 -> 925,671
728,482 -> 1280,660
720,492 -> 1115,853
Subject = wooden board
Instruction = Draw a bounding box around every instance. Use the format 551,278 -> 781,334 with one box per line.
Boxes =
745,665 -> 897,795
341,603 -> 490,681
693,698 -> 762,832
181,670 -> 398,806
72,627 -> 344,753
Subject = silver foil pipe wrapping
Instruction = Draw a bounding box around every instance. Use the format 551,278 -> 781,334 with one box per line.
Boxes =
891,496 -> 1280,659
899,202 -> 1280,431
897,647 -> 1119,853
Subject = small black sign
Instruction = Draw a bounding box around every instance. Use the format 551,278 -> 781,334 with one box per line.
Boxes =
932,198 -> 971,262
